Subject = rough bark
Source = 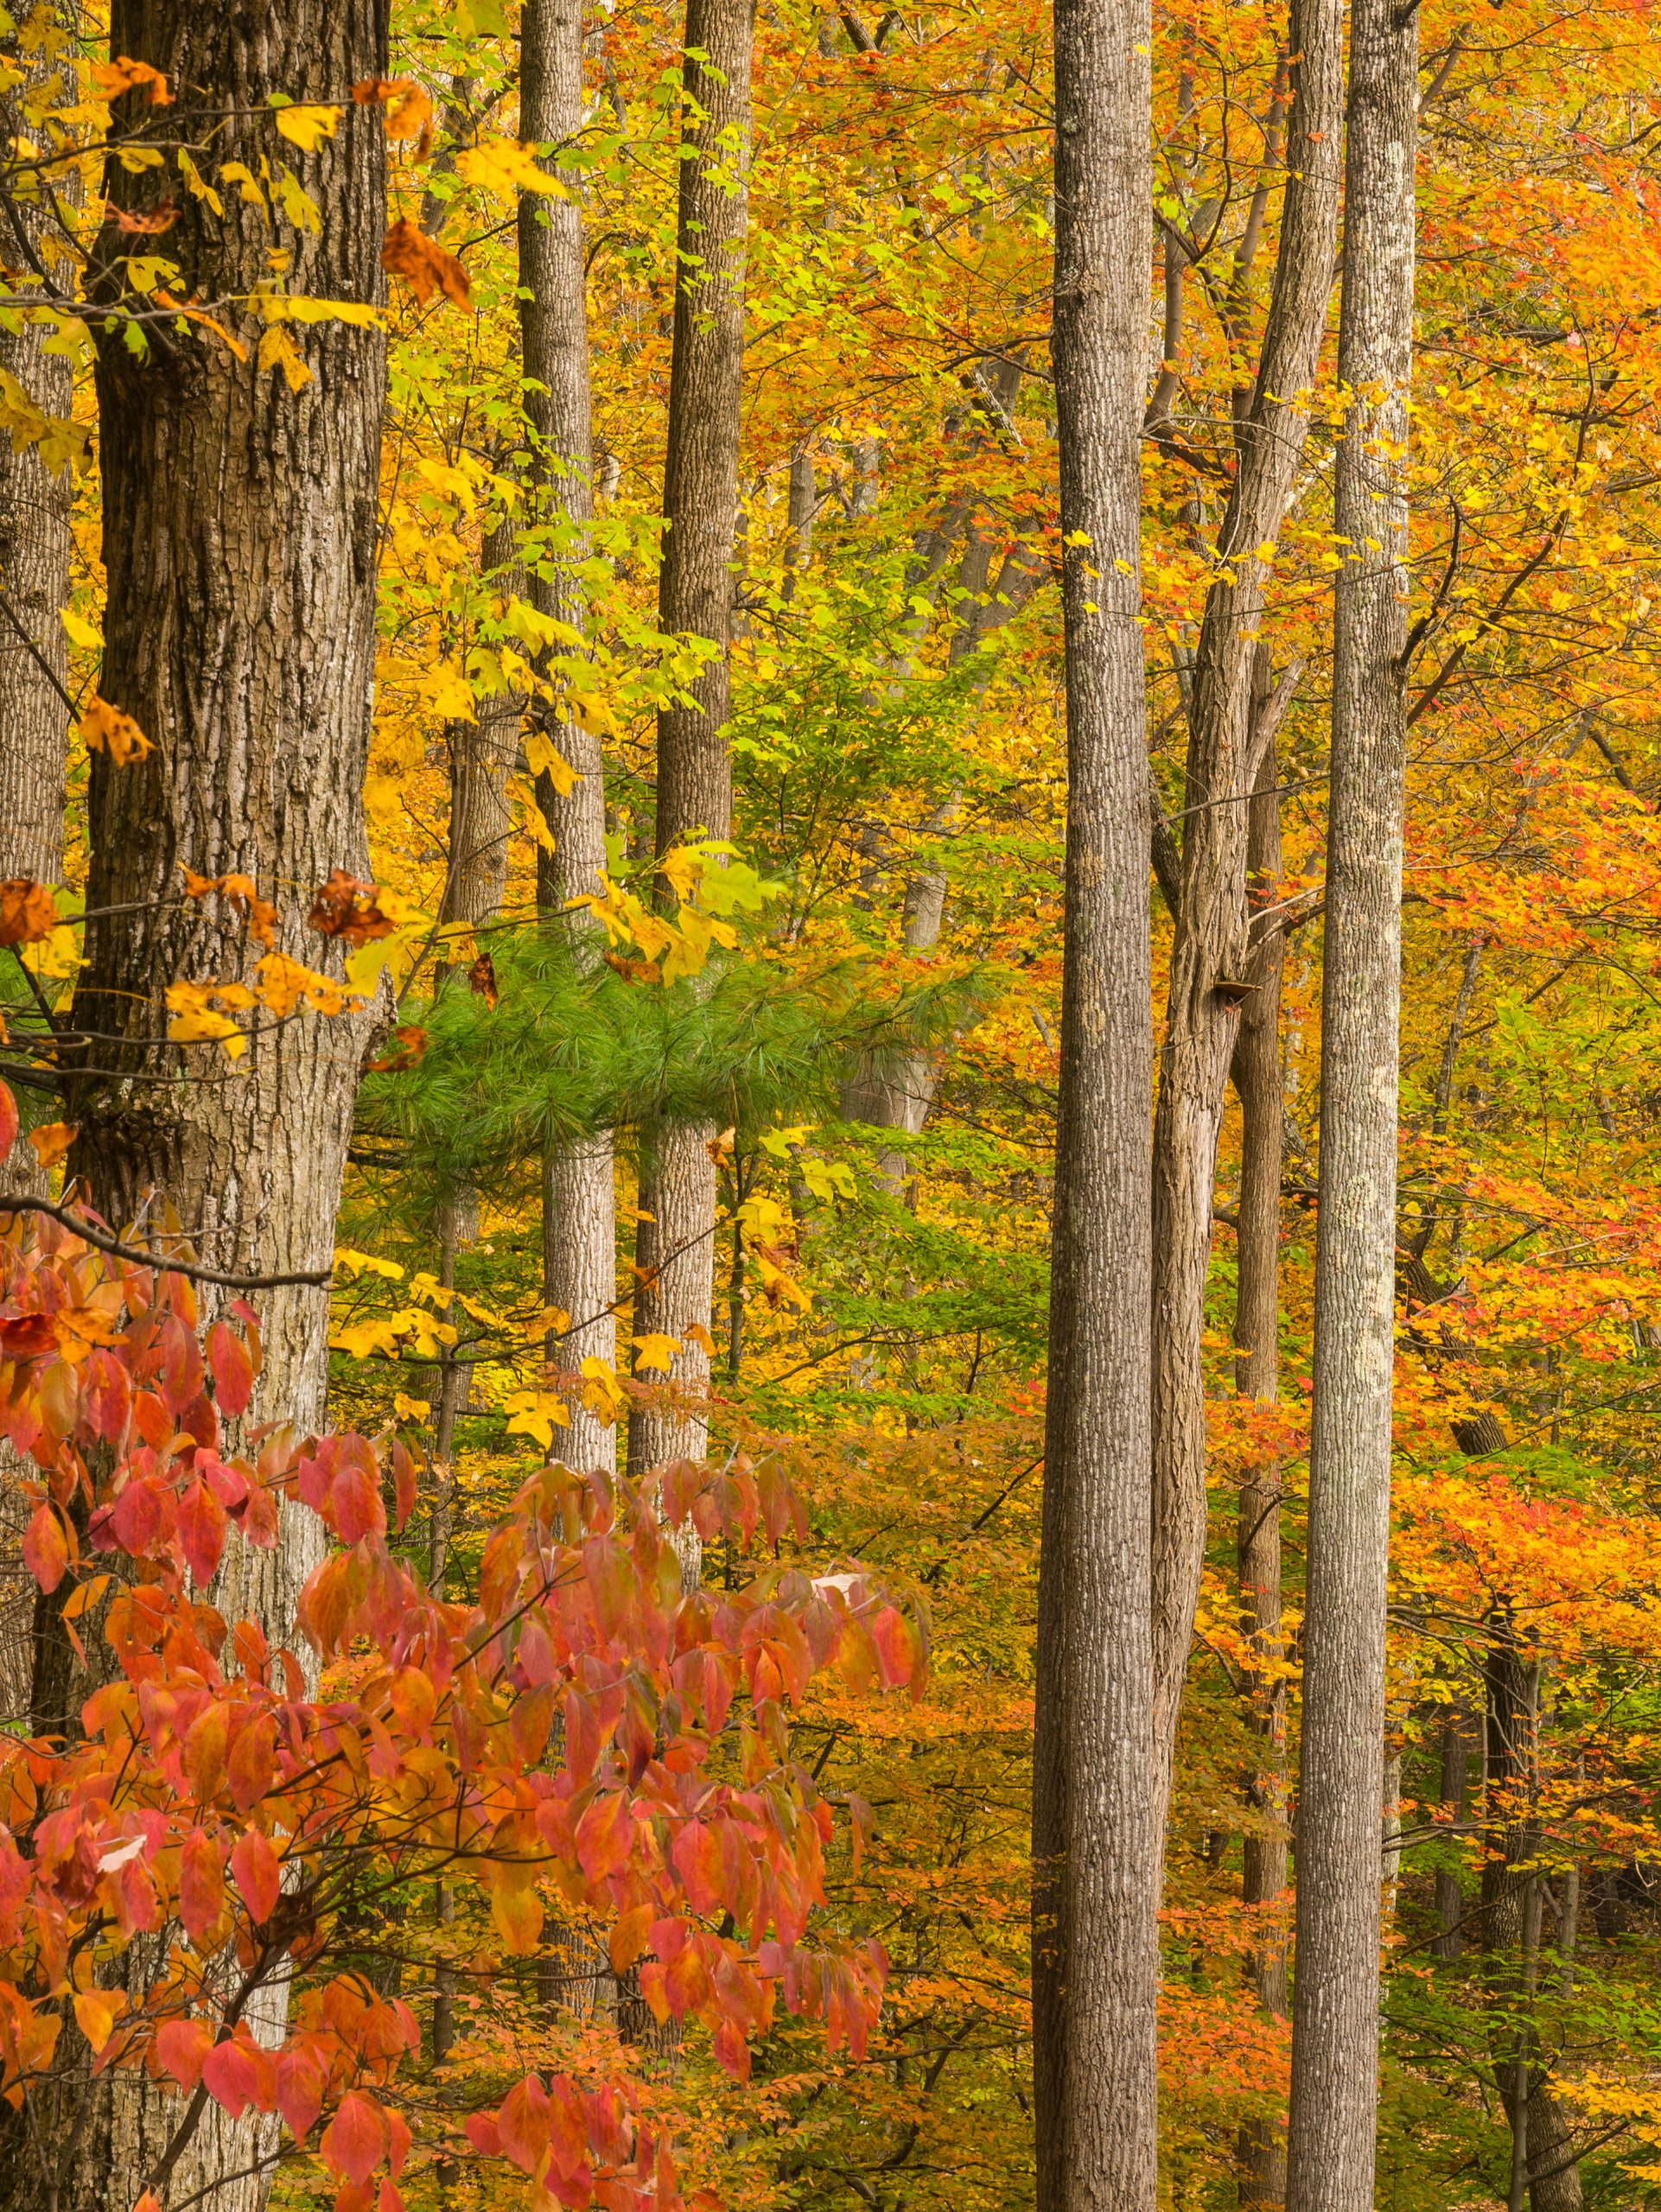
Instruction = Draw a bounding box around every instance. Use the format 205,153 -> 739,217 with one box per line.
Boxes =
1282,0 -> 1416,2205
1231,658 -> 1289,2209
0,22 -> 73,896
627,0 -> 752,1487
521,0 -> 619,1478
3,11 -> 389,2212
1149,0 -> 1342,1794
1433,1708 -> 1472,1961
1030,0 -> 1159,2202
0,10 -> 77,1729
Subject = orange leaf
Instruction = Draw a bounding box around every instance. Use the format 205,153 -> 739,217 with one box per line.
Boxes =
80,695 -> 153,764
0,880 -> 58,947
351,78 -> 434,142
21,1503 -> 67,1593
380,218 -> 470,308
92,56 -> 172,105
28,1121 -> 76,1171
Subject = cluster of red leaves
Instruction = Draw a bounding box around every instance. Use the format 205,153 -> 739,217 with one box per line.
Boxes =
0,1082 -> 915,2212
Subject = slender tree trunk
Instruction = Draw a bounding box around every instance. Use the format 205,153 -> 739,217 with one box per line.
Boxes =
1030,0 -> 1158,2202
520,0 -> 620,1478
1433,1708 -> 1471,1961
627,0 -> 752,1492
1149,0 -> 1342,1798
1283,2 -> 1416,2205
5,13 -> 389,2212
0,10 -> 72,903
0,12 -> 77,1731
1232,656 -> 1289,2209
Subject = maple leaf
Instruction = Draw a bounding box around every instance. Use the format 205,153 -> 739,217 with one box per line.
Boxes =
0,879 -> 59,947
80,695 -> 153,765
456,139 -> 563,196
467,951 -> 498,1006
380,218 -> 471,309
271,102 -> 340,152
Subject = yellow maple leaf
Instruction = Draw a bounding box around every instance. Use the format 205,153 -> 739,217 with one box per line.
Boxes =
456,140 -> 565,197
164,982 -> 245,1060
272,102 -> 340,151
525,727 -> 579,794
632,1332 -> 681,1375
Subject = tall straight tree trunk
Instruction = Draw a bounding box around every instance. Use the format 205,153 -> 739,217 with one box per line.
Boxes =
0,9 -> 72,905
0,12 -> 77,1727
1149,0 -> 1342,1796
520,0 -> 618,1476
627,0 -> 752,1485
1283,1 -> 1416,2206
1232,654 -> 1289,2209
1030,0 -> 1158,2202
3,12 -> 389,2212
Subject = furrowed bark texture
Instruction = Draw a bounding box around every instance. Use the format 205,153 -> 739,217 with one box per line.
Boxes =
1232,666 -> 1289,2209
4,12 -> 390,2212
1149,0 -> 1341,1793
0,22 -> 72,896
628,0 -> 751,1486
0,13 -> 77,1728
521,0 -> 619,1477
1031,0 -> 1158,2203
1283,3 -> 1416,2208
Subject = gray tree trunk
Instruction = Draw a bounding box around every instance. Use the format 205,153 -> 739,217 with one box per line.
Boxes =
1232,658 -> 1289,2209
0,10 -> 76,1729
1149,0 -> 1342,1797
521,0 -> 619,1477
1283,1 -> 1416,2206
4,10 -> 389,2212
1030,0 -> 1159,2203
627,0 -> 752,1493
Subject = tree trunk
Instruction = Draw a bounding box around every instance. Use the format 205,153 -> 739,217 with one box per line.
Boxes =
627,0 -> 752,1493
1232,657 -> 1289,2209
0,11 -> 77,1730
1282,0 -> 1416,2205
1149,0 -> 1342,1798
0,12 -> 72,900
8,11 -> 389,2212
521,0 -> 620,1478
1030,0 -> 1159,2202
1433,1708 -> 1471,1961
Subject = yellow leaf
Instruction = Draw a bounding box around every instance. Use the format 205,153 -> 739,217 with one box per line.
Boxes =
256,323 -> 311,393
334,1248 -> 405,1281
631,1332 -> 681,1375
503,1390 -> 570,1451
570,690 -> 619,738
426,658 -> 475,721
524,727 -> 579,794
217,160 -> 266,208
272,102 -> 340,151
164,984 -> 245,1061
29,1122 -> 76,1171
80,695 -> 152,765
506,774 -> 556,854
73,1990 -> 116,2055
60,608 -> 101,649
393,1391 -> 430,1422
456,140 -> 564,197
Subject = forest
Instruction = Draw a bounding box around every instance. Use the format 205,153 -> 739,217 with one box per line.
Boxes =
0,1 -> 1657,2210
